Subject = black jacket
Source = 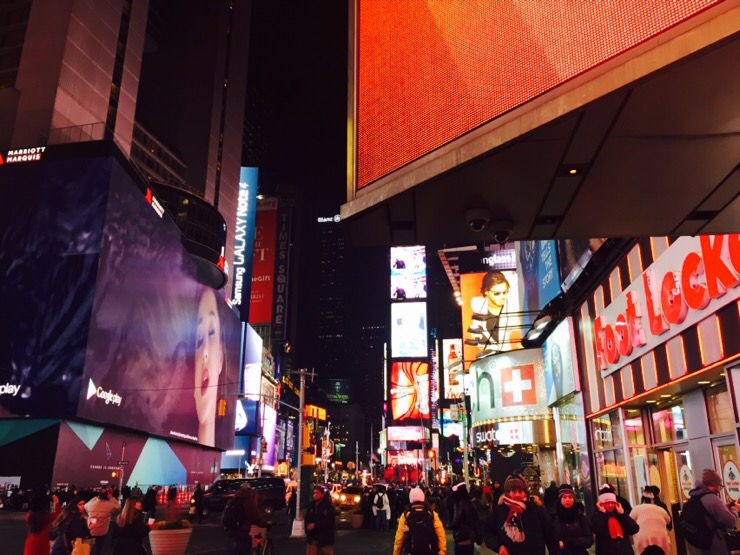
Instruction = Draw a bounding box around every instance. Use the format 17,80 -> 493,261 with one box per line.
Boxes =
552,503 -> 593,555
590,509 -> 639,555
483,498 -> 559,555
450,499 -> 482,544
112,512 -> 150,555
305,495 -> 335,546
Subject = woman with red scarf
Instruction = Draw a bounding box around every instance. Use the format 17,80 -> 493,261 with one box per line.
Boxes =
482,475 -> 559,555
590,490 -> 639,555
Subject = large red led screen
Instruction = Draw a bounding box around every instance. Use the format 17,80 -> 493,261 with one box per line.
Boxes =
356,0 -> 719,189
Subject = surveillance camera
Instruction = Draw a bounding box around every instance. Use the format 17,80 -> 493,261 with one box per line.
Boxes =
490,220 -> 513,244
464,208 -> 491,233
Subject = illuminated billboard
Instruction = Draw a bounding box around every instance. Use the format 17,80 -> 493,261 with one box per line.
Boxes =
557,239 -> 607,293
389,361 -> 430,421
543,318 -> 579,406
460,270 -> 522,365
442,339 -> 464,399
391,302 -> 428,358
243,325 -> 263,397
390,246 -> 427,299
326,379 -> 351,404
517,241 -> 560,314
232,168 -> 259,321
356,1 -> 720,188
386,425 -> 426,442
235,398 -> 259,436
249,198 -> 278,324
0,154 -> 239,450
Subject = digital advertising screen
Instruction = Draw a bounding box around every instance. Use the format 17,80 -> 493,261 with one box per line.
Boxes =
517,241 -> 560,314
249,198 -> 278,324
259,403 -> 277,470
389,361 -> 431,422
231,167 -> 259,322
543,318 -> 579,406
0,156 -> 109,418
390,302 -> 428,358
557,239 -> 607,293
326,379 -> 351,404
460,270 -> 521,366
442,339 -> 464,399
243,325 -> 263,397
390,245 -> 427,299
77,162 -> 240,450
356,1 -> 719,189
235,398 -> 259,436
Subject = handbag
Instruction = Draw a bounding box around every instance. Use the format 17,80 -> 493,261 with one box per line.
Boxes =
71,538 -> 91,555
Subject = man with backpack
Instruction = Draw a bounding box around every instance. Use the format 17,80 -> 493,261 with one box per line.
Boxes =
682,468 -> 739,555
373,485 -> 390,531
222,485 -> 269,555
393,487 -> 446,555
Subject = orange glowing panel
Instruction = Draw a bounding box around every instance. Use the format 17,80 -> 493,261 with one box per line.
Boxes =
390,361 -> 431,421
356,1 -> 719,188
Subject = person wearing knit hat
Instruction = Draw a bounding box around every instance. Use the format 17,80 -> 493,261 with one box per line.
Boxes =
598,484 -> 633,516
483,475 -> 559,555
687,468 -> 739,555
392,488 -> 446,555
552,484 -> 592,555
590,489 -> 639,555
644,486 -> 671,528
449,481 -> 482,555
629,491 -> 671,555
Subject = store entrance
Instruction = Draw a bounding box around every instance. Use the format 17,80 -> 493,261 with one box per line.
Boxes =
648,446 -> 692,555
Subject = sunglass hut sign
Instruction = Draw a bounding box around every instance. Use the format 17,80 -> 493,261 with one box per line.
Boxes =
594,234 -> 740,377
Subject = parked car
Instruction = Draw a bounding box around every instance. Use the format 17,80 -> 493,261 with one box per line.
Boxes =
202,477 -> 287,515
338,485 -> 364,510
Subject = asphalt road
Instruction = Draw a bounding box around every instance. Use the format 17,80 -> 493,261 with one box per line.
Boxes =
1,507 -> 459,555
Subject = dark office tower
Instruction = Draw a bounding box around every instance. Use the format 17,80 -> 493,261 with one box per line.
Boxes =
135,0 -> 251,286
0,0 -> 148,154
314,213 -> 346,381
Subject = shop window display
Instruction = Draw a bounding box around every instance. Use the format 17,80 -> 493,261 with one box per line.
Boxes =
651,404 -> 687,444
706,385 -> 734,435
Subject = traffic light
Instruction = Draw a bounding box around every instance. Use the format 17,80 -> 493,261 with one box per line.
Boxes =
111,471 -> 118,478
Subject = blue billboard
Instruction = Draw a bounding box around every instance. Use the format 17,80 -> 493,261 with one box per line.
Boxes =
231,168 -> 258,321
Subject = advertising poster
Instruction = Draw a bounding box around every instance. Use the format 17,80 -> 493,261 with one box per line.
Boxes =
0,157 -> 109,417
557,239 -> 607,293
442,338 -> 464,399
259,403 -> 277,470
389,361 -> 431,421
249,199 -> 278,324
390,245 -> 427,299
542,318 -> 579,405
234,399 -> 259,436
78,164 -> 240,450
390,302 -> 428,358
517,240 -> 560,314
326,379 -> 351,404
243,325 -> 263,397
231,167 -> 259,321
470,348 -> 547,423
460,270 -> 521,366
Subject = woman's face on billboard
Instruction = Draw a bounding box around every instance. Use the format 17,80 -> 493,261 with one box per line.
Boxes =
194,289 -> 223,427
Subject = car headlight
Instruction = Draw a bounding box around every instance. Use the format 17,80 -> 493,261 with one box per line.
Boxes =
340,494 -> 346,501
354,495 -> 361,503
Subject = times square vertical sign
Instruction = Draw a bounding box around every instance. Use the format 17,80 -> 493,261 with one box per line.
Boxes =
271,203 -> 292,344
231,168 -> 259,321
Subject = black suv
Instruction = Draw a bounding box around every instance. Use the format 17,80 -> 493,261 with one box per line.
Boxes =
202,477 -> 286,514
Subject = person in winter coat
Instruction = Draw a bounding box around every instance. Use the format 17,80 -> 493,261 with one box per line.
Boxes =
372,486 -> 391,531
590,489 -> 639,555
599,484 -> 633,516
551,484 -> 593,555
24,491 -> 61,555
483,475 -> 559,555
85,487 -> 121,555
111,496 -> 150,555
393,487 -> 446,555
449,482 -> 483,555
630,490 -> 671,555
225,485 -> 270,555
305,485 -> 336,555
51,495 -> 94,555
644,486 -> 671,529
686,468 -> 739,555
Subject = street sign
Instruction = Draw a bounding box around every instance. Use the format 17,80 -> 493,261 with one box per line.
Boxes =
117,461 -> 129,466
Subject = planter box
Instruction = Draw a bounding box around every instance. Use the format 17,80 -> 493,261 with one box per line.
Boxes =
149,528 -> 193,555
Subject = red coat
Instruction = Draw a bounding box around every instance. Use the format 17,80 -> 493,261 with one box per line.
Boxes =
24,508 -> 60,555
